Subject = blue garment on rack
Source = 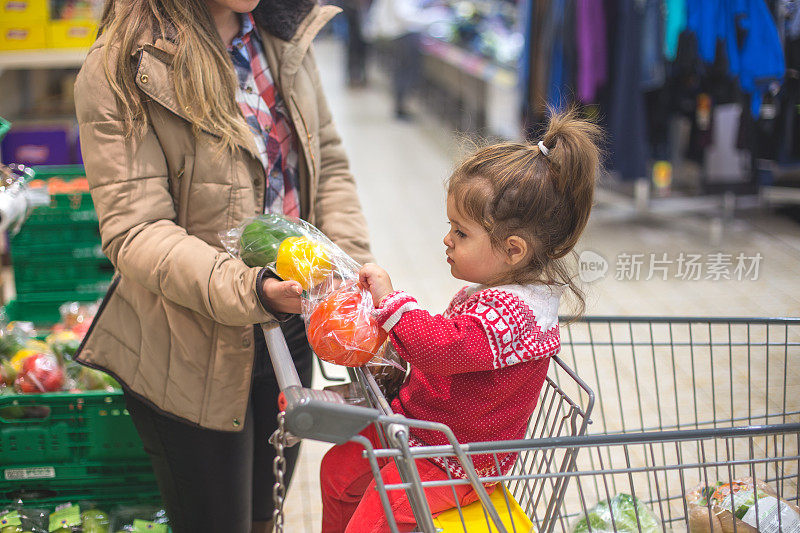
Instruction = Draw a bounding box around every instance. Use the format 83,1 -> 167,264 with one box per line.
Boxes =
641,0 -> 665,89
664,0 -> 687,60
684,0 -> 785,116
608,0 -> 649,180
546,0 -> 569,110
685,0 -> 720,64
519,0 -> 533,115
735,0 -> 786,116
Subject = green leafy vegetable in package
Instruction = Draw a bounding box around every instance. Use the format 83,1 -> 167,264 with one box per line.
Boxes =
572,493 -> 662,533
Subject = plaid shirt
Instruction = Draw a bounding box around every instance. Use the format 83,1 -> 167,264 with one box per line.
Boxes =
229,14 -> 301,217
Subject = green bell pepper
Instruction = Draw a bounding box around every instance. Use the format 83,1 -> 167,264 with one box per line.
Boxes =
239,214 -> 303,267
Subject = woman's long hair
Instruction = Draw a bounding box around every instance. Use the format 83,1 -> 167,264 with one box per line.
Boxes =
98,0 -> 250,152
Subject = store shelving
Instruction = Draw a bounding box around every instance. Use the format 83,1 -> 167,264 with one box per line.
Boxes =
0,49 -> 87,74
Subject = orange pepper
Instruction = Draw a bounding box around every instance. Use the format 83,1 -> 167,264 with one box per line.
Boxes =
306,282 -> 387,367
274,236 -> 333,291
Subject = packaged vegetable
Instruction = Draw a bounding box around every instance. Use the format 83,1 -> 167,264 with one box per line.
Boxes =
0,328 -> 27,359
64,361 -> 119,392
46,331 -> 81,363
274,236 -> 334,291
686,477 -> 800,533
222,215 -> 391,367
0,359 -> 17,386
109,506 -> 169,532
367,342 -> 408,400
0,322 -> 35,368
307,281 -> 387,367
239,213 -> 303,267
14,353 -> 64,393
56,302 -> 98,338
48,502 -> 82,532
0,504 -> 48,533
571,493 -> 662,533
80,508 -> 110,533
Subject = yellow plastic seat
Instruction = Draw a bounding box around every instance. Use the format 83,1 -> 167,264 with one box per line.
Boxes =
433,484 -> 534,532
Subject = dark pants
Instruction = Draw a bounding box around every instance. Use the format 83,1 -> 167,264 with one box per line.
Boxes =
124,316 -> 313,533
343,0 -> 368,86
391,33 -> 422,115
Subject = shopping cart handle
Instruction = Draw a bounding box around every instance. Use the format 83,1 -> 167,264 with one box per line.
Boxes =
261,322 -> 380,443
261,322 -> 303,390
280,386 -> 380,444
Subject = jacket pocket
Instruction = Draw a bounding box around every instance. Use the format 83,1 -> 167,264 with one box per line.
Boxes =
177,154 -> 194,228
199,322 -> 219,425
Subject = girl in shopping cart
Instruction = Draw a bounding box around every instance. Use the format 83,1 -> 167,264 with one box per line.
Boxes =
320,109 -> 602,533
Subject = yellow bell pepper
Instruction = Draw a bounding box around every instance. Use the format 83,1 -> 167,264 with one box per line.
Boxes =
10,348 -> 38,372
275,236 -> 333,291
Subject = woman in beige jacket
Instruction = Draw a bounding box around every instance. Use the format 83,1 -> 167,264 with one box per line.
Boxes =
73,0 -> 372,531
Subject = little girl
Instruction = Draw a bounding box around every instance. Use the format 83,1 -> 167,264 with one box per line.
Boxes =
320,110 -> 601,533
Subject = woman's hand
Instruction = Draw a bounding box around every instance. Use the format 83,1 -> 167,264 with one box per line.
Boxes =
260,277 -> 303,314
358,263 -> 394,307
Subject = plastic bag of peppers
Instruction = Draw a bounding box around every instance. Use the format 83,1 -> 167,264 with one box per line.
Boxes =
221,214 -> 406,387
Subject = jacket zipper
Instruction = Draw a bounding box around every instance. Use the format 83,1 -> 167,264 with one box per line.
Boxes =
290,95 -> 315,169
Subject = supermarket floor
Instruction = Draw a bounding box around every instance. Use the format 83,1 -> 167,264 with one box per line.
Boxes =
282,38 -> 800,530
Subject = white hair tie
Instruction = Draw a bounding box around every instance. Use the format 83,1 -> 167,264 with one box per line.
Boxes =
538,140 -> 550,157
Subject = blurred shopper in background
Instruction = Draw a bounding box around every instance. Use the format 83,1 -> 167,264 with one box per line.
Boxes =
341,0 -> 372,87
364,0 -> 443,119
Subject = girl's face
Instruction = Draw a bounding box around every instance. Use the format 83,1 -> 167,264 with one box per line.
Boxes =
443,195 -> 513,285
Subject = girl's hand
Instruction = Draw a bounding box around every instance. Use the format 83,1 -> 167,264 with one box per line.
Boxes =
261,277 -> 303,314
359,263 -> 394,307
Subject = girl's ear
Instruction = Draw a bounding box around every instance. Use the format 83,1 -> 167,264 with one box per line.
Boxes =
504,236 -> 528,266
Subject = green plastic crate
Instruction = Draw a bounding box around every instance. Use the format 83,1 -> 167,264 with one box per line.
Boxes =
13,256 -> 114,294
0,116 -> 10,142
14,165 -> 96,224
4,291 -> 107,326
0,391 -> 154,489
0,392 -> 161,518
11,221 -> 102,250
10,164 -> 100,252
9,241 -> 105,262
24,206 -> 98,225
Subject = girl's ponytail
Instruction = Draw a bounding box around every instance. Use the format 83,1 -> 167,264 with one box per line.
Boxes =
538,108 -> 602,259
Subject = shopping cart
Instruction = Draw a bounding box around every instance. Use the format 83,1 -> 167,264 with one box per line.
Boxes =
265,316 -> 800,532
262,320 -> 594,533
543,316 -> 800,532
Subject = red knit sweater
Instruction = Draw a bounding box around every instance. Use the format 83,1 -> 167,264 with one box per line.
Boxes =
372,284 -> 562,479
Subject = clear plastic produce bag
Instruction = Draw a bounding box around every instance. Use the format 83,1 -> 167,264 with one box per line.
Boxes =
109,506 -> 169,532
222,214 -> 400,368
571,493 -> 662,533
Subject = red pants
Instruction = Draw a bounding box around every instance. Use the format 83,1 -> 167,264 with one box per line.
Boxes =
320,425 -> 488,533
